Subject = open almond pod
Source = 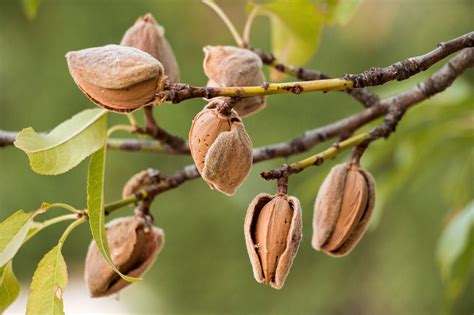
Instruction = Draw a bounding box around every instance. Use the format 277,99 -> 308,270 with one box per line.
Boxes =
244,193 -> 302,289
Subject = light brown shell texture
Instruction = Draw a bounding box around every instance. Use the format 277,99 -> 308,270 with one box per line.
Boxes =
312,163 -> 376,257
244,193 -> 303,289
84,216 -> 164,297
189,100 -> 253,196
66,44 -> 164,112
121,13 -> 180,82
203,45 -> 266,117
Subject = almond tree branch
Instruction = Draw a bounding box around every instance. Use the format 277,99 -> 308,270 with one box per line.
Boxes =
133,105 -> 190,154
160,32 -> 472,104
250,47 -> 381,108
107,47 -> 473,211
261,48 -> 474,179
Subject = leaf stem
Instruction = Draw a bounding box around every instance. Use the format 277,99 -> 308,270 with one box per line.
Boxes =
58,217 -> 87,248
24,214 -> 78,243
46,203 -> 82,214
202,0 -> 244,47
243,4 -> 259,47
107,125 -> 135,137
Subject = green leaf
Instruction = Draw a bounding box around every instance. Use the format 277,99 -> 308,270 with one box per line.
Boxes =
26,245 -> 68,315
14,108 -> 108,175
250,0 -> 323,81
0,209 -> 45,267
22,0 -> 41,20
87,147 -> 140,283
0,261 -> 21,313
437,202 -> 474,306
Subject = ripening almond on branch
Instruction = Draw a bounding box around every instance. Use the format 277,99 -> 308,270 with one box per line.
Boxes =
85,216 -> 164,298
66,44 -> 165,112
203,46 -> 267,117
189,99 -> 253,196
244,193 -> 302,289
121,13 -> 180,82
312,162 -> 376,256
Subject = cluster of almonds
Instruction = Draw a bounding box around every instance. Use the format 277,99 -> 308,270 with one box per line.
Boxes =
244,162 -> 376,289
69,13 -> 377,296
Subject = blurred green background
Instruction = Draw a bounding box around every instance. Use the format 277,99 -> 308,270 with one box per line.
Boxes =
0,0 -> 473,314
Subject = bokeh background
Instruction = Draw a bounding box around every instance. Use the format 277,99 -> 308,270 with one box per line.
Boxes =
0,0 -> 473,314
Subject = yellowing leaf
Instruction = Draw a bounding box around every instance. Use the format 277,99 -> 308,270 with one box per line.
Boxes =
87,147 -> 140,283
0,209 -> 45,267
250,0 -> 323,81
14,108 -> 108,175
0,261 -> 20,313
26,245 -> 67,315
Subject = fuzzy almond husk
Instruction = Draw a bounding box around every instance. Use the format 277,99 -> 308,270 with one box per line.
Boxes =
312,163 -> 376,257
66,44 -> 165,112
189,100 -> 253,195
121,13 -> 180,82
85,216 -> 164,297
244,193 -> 302,289
203,46 -> 266,117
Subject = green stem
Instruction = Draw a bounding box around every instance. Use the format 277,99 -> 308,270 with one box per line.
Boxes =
58,217 -> 87,248
47,203 -> 82,214
24,213 -> 78,243
215,79 -> 353,96
104,194 -> 143,215
261,132 -> 374,178
107,124 -> 135,137
202,0 -> 244,47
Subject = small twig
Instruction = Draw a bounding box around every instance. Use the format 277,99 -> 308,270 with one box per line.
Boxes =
134,106 -> 190,154
160,79 -> 353,104
202,0 -> 244,47
242,4 -> 259,48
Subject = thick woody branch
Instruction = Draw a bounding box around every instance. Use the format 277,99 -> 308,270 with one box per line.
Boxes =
98,48 -> 473,211
261,48 -> 474,179
344,32 -> 474,88
251,48 -> 380,108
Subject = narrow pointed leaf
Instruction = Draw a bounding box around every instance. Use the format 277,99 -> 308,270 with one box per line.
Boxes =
14,108 -> 108,175
0,209 -> 44,267
26,245 -> 67,315
0,261 -> 21,313
250,0 -> 323,81
87,147 -> 140,283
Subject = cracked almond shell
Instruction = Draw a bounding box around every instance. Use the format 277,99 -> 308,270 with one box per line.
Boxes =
189,99 -> 253,196
203,46 -> 266,117
244,193 -> 302,289
85,216 -> 164,297
121,13 -> 180,82
312,163 -> 376,257
66,44 -> 165,112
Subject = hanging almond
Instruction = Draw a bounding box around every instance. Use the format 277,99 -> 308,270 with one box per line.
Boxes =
312,163 -> 376,257
121,13 -> 180,82
203,46 -> 266,117
66,44 -> 165,112
84,216 -> 164,297
188,99 -> 253,196
244,193 -> 302,289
